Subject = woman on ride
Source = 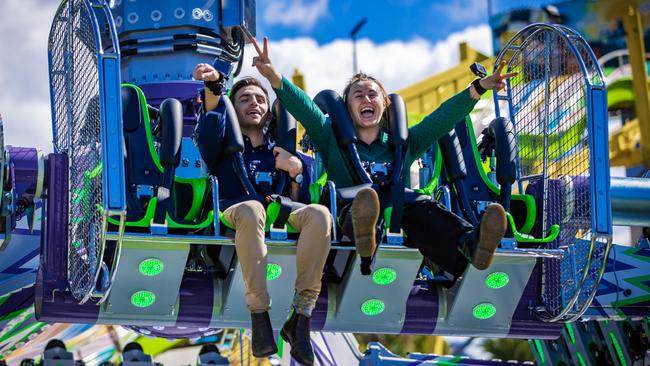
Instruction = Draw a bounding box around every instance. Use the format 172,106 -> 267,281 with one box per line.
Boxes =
248,35 -> 517,280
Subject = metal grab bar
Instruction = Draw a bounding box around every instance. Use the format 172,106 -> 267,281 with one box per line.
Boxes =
82,210 -> 125,304
535,235 -> 612,322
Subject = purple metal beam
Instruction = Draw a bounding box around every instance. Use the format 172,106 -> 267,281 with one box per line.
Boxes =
9,146 -> 40,199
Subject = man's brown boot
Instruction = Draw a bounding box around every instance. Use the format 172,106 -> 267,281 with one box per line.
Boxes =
280,311 -> 314,365
351,187 -> 380,275
471,203 -> 507,270
250,311 -> 278,358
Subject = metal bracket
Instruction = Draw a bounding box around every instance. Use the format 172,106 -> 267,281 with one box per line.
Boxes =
254,171 -> 274,185
474,200 -> 491,214
150,219 -> 169,235
369,162 -> 389,176
211,176 -> 220,237
386,229 -> 404,245
136,184 -> 154,199
83,210 -> 126,305
500,237 -> 517,249
269,224 -> 287,240
0,191 -> 14,251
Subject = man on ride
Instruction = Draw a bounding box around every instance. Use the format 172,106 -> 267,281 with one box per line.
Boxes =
193,63 -> 331,366
248,36 -> 515,280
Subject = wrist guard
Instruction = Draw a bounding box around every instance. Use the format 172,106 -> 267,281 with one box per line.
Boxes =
472,78 -> 487,96
204,80 -> 226,95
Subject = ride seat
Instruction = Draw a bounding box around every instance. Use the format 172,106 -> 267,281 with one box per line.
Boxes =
109,84 -> 213,231
437,116 -> 558,246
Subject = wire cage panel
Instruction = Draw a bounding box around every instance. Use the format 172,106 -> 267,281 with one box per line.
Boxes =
48,0 -> 124,302
494,23 -> 611,321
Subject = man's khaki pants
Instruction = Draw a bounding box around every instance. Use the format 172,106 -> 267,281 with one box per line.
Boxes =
223,200 -> 332,311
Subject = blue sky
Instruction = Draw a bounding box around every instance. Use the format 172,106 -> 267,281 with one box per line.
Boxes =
259,0 -> 489,44
257,0 -> 550,44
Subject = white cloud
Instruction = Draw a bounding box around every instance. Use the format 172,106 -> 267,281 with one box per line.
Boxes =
263,0 -> 329,32
0,0 -> 59,152
237,24 -> 493,99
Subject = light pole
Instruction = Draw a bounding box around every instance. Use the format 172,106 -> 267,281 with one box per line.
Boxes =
350,18 -> 368,75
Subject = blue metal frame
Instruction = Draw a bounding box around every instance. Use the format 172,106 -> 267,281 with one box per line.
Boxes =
108,1 -> 252,85
541,30 -> 552,236
587,86 -> 612,235
222,0 -> 255,33
88,0 -> 126,213
47,48 -> 59,152
553,25 -> 611,236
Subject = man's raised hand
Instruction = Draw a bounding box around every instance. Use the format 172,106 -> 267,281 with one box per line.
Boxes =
192,63 -> 221,82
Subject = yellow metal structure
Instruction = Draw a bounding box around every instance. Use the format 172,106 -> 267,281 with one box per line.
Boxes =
609,118 -> 643,166
291,68 -> 308,149
397,42 -> 494,120
605,0 -> 650,166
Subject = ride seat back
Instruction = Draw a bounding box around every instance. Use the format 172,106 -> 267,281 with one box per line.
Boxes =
121,85 -> 164,220
120,84 -> 185,224
439,117 -> 543,243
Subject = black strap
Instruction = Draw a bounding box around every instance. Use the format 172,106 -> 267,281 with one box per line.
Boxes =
233,153 -> 257,196
387,144 -> 405,235
269,195 -> 305,229
272,195 -> 292,229
153,167 -> 175,225
348,144 -> 373,184
389,181 -> 404,234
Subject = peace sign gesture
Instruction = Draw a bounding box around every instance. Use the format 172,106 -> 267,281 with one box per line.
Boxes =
478,61 -> 518,92
244,29 -> 282,88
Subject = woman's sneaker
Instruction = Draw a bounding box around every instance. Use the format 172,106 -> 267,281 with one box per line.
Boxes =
351,187 -> 380,275
472,203 -> 507,270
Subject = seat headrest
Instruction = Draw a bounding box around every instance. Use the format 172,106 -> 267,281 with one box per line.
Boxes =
272,99 -> 297,154
222,96 -> 245,156
121,85 -> 143,132
158,98 -> 184,166
387,94 -> 408,146
313,90 -> 357,146
487,117 -> 517,185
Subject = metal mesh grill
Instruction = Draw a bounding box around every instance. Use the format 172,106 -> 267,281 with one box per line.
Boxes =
49,0 -> 104,301
496,24 -> 606,319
